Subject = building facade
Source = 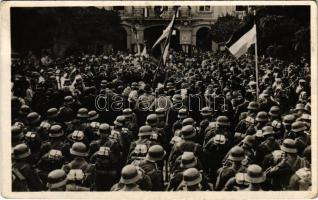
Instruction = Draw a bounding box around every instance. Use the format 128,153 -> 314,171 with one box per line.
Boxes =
111,6 -> 247,53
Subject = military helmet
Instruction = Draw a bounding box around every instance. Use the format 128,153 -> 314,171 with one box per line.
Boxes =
146,145 -> 166,162
182,118 -> 195,126
146,114 -> 157,125
247,101 -> 260,111
77,108 -> 89,119
49,125 -> 64,138
70,142 -> 88,157
228,146 -> 245,161
280,139 -> 297,153
256,111 -> 268,122
47,169 -> 67,189
283,114 -> 296,126
182,168 -> 202,186
291,121 -> 306,133
181,125 -> 196,139
216,116 -> 230,126
269,106 -> 280,117
47,108 -> 59,119
120,165 -> 142,185
88,110 -> 99,121
19,105 -> 30,115
13,143 -> 31,159
246,164 -> 265,184
200,107 -> 212,117
180,152 -> 197,168
138,125 -> 153,137
114,115 -> 125,126
177,108 -> 188,119
12,126 -> 24,140
99,123 -> 111,135
155,108 -> 165,118
262,126 -> 275,137
26,112 -> 41,124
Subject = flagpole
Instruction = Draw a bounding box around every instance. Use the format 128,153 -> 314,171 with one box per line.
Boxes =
254,10 -> 259,101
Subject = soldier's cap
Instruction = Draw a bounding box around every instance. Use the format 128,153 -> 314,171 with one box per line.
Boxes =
182,168 -> 202,186
70,142 -> 88,157
88,110 -> 99,121
269,106 -> 280,117
283,114 -> 296,125
228,146 -> 245,161
13,143 -> 31,159
26,112 -> 41,125
295,103 -> 305,111
47,108 -> 59,119
49,125 -> 64,138
172,94 -> 182,102
247,101 -> 260,111
242,135 -> 256,147
235,172 -> 249,186
177,109 -> 188,119
68,130 -> 84,143
77,108 -> 89,119
99,123 -> 110,134
97,146 -> 111,157
47,169 -> 67,189
12,126 -> 24,140
48,149 -> 63,160
120,165 -> 142,185
246,164 -> 265,184
256,111 -> 269,122
138,125 -> 153,136
280,139 -> 297,153
182,118 -> 195,126
291,121 -> 306,133
180,152 -> 197,168
146,114 -> 157,125
155,108 -> 166,118
217,116 -> 230,126
146,145 -> 166,162
67,169 -> 84,181
114,115 -> 125,126
213,134 -> 227,144
181,125 -> 196,139
262,126 -> 275,137
200,107 -> 212,116
123,108 -> 133,117
19,105 -> 30,115
64,96 -> 75,104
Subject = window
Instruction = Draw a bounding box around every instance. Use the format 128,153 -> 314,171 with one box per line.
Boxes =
236,6 -> 247,11
113,6 -> 125,11
199,6 -> 210,12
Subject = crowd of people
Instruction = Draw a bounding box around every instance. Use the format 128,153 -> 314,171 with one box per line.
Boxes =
11,49 -> 311,191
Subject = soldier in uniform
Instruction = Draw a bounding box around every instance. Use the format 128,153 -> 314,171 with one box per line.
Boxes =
269,106 -> 284,140
285,121 -> 310,154
40,125 -> 71,160
204,116 -> 231,144
172,108 -> 188,135
266,139 -> 310,190
254,126 -> 280,165
12,144 -> 44,191
12,126 -> 25,147
91,147 -> 119,191
282,114 -> 296,138
234,101 -> 259,143
176,168 -> 212,191
138,145 -> 166,191
136,84 -> 155,127
122,108 -> 138,140
215,146 -> 246,191
168,125 -> 203,172
111,165 -> 143,191
288,167 -> 311,191
111,115 -> 131,161
46,169 -> 67,191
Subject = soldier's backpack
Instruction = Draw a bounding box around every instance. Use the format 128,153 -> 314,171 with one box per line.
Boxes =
129,144 -> 149,166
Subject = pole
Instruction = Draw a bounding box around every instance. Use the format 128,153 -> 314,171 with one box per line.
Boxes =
254,10 -> 259,101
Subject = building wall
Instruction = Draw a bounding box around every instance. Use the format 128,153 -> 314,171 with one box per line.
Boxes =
113,6 -> 245,52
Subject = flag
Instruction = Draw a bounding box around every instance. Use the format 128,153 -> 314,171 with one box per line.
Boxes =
152,10 -> 177,50
226,18 -> 256,58
141,46 -> 148,57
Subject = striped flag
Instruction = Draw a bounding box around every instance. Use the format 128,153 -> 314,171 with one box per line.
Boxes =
226,17 -> 256,58
152,10 -> 177,50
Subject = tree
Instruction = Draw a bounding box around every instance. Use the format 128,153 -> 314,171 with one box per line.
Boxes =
11,7 -> 122,57
210,14 -> 242,43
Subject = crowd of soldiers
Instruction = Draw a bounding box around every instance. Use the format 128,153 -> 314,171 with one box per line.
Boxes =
11,50 -> 311,191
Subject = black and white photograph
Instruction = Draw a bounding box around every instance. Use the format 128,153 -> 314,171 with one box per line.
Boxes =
1,1 -> 317,198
